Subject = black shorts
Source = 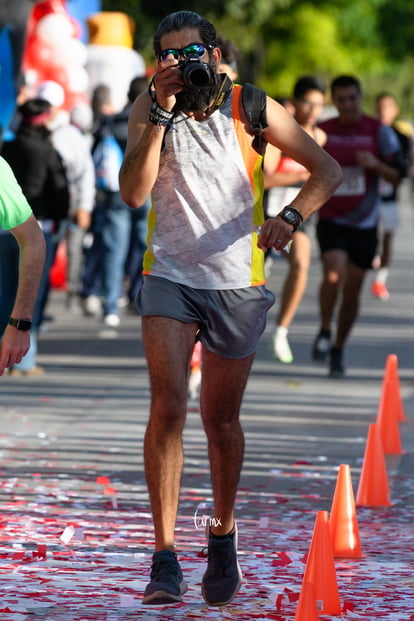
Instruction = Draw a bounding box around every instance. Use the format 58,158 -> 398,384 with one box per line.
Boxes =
316,220 -> 377,270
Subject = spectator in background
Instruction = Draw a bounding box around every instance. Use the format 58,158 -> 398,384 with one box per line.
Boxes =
1,99 -> 68,375
64,101 -> 95,312
0,156 -> 46,376
70,101 -> 94,148
90,84 -> 116,134
81,84 -> 116,318
36,80 -> 96,315
264,76 -> 326,363
115,77 -> 151,310
313,75 -> 403,378
216,35 -> 240,81
371,92 -> 410,300
82,77 -> 150,325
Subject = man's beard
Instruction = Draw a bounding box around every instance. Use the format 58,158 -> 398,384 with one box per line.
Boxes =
175,88 -> 212,112
174,61 -> 217,113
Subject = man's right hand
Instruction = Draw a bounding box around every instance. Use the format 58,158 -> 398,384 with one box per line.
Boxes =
152,60 -> 185,110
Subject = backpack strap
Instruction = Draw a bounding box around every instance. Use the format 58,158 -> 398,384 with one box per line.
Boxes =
242,82 -> 268,155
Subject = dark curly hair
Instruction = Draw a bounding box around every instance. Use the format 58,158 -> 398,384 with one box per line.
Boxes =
153,11 -> 217,59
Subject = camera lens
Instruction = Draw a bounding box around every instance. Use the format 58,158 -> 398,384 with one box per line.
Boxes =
184,64 -> 211,89
180,58 -> 213,91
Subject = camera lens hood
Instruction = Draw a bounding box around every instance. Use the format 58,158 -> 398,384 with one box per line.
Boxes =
180,58 -> 213,91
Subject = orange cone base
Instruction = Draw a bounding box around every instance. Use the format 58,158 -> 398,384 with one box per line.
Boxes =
302,511 -> 341,615
294,581 -> 318,621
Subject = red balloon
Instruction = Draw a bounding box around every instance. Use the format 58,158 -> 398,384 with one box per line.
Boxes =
23,36 -> 53,73
32,0 -> 67,23
44,65 -> 69,87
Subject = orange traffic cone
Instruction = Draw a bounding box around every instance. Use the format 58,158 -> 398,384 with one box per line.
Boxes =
356,423 -> 392,507
330,464 -> 364,558
376,379 -> 403,455
302,511 -> 341,614
383,354 -> 406,422
294,581 -> 318,621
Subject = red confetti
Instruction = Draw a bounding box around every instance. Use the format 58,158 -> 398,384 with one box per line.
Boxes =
36,544 -> 47,559
271,551 -> 292,567
104,486 -> 116,495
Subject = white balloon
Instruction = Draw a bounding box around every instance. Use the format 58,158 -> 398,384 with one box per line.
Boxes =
66,66 -> 90,93
86,45 -> 146,112
52,38 -> 88,69
36,14 -> 74,44
68,39 -> 88,67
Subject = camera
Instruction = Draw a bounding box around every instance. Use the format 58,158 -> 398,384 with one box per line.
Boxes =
179,57 -> 214,91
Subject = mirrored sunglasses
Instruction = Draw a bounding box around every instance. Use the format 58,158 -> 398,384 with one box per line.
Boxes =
158,42 -> 212,62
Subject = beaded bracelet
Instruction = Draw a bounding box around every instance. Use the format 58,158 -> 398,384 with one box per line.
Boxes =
148,101 -> 174,130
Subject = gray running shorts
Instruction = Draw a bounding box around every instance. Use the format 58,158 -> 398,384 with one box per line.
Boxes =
137,275 -> 275,359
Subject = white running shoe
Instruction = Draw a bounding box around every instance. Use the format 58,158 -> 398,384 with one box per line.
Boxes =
273,329 -> 293,364
104,313 -> 120,328
84,294 -> 101,316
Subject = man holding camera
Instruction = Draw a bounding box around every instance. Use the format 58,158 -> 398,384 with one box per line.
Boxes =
120,10 -> 342,607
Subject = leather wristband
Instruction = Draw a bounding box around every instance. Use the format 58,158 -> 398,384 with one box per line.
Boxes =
148,101 -> 174,129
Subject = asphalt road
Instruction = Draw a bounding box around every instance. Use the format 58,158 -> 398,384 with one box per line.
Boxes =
0,184 -> 413,620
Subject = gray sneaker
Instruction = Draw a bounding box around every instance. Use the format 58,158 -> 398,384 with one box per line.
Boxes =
142,550 -> 187,604
201,523 -> 242,606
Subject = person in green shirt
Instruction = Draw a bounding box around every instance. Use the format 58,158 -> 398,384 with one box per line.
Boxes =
0,156 -> 46,375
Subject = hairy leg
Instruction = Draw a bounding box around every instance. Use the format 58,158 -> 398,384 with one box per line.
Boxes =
142,316 -> 198,551
200,348 -> 255,535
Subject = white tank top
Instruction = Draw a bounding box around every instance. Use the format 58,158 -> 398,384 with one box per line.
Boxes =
143,88 -> 265,289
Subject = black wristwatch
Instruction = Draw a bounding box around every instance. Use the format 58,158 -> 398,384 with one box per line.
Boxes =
277,205 -> 304,233
8,317 -> 32,331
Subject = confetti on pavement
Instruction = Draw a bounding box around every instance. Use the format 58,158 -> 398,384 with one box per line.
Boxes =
0,466 -> 413,620
1,354 -> 414,621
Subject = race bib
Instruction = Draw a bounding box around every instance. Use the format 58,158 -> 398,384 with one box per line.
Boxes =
334,166 -> 366,196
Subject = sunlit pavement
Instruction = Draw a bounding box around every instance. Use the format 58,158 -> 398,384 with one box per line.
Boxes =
0,188 -> 413,620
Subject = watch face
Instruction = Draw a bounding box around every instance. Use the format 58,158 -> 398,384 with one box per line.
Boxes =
281,208 -> 299,225
279,206 -> 302,232
19,320 -> 32,331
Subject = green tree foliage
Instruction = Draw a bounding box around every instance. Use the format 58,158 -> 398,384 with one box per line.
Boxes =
101,0 -> 414,115
377,0 -> 414,60
257,1 -> 390,97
